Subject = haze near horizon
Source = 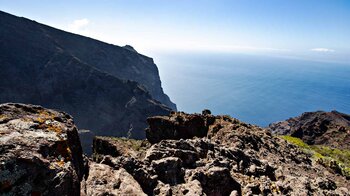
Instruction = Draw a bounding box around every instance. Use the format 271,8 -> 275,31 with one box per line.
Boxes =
1,0 -> 349,63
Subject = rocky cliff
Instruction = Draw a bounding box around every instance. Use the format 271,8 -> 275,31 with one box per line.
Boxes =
0,10 -> 174,139
1,104 -> 349,195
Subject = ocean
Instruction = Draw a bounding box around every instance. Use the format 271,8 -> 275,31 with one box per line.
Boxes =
155,52 -> 350,127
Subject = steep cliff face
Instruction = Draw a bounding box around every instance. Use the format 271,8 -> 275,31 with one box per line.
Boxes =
0,11 -> 173,138
33,19 -> 176,110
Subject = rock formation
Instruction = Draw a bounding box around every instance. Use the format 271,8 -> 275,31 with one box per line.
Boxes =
91,110 -> 349,195
1,104 -> 349,195
268,110 -> 350,150
0,10 -> 174,141
0,103 -> 85,195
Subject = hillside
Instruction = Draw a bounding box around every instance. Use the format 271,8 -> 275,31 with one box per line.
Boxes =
268,111 -> 350,150
0,11 -> 175,138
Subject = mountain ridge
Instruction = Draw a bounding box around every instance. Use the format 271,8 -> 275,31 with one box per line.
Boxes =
0,10 -> 174,139
0,10 -> 176,110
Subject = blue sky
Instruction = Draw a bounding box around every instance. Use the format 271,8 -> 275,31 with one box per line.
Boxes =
1,0 -> 349,62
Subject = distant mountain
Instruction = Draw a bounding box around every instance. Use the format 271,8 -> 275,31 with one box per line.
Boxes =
0,10 -> 175,138
268,110 -> 350,150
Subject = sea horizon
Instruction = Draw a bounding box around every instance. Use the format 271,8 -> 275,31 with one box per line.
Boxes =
155,52 -> 350,127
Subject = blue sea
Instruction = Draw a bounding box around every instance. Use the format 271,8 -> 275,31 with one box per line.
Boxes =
155,52 -> 350,127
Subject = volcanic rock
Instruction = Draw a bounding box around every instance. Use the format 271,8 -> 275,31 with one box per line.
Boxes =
1,104 -> 348,195
268,110 -> 350,149
81,163 -> 146,196
146,111 -> 215,143
0,103 -> 84,195
93,111 -> 350,195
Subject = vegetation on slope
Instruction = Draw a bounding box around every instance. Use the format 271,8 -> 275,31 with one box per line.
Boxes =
280,135 -> 350,179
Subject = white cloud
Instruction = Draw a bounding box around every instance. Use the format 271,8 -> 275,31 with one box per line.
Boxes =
68,18 -> 90,32
310,48 -> 335,52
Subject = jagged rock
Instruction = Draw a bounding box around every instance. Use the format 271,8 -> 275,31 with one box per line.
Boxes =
0,103 -> 84,196
92,111 -> 349,195
153,182 -> 172,196
152,157 -> 184,185
4,105 -> 347,195
145,139 -> 200,168
81,163 -> 146,196
146,112 -> 215,143
316,178 -> 337,190
170,180 -> 204,195
93,155 -> 158,195
191,167 -> 241,196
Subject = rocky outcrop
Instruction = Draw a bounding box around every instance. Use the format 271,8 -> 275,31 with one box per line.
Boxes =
268,110 -> 350,149
92,110 -> 350,195
146,111 -> 215,143
0,103 -> 85,195
81,163 -> 146,196
0,10 -> 173,140
1,104 -> 348,195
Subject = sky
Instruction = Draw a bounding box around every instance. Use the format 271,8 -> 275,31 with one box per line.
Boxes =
1,0 -> 350,62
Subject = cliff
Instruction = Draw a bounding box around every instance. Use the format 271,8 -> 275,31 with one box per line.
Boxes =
0,11 -> 174,138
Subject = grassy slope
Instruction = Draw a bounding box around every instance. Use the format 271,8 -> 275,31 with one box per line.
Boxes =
280,135 -> 350,179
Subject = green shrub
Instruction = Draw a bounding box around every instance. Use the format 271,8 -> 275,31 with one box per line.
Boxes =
280,135 -> 350,179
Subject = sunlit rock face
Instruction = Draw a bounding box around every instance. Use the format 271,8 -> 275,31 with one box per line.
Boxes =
92,110 -> 350,195
0,103 -> 85,196
0,105 -> 349,195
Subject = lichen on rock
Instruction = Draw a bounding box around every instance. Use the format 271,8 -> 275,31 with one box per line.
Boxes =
0,103 -> 84,196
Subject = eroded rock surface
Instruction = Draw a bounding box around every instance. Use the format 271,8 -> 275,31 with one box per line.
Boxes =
1,104 -> 348,195
0,103 -> 84,195
81,163 -> 146,196
93,110 -> 350,196
146,111 -> 215,143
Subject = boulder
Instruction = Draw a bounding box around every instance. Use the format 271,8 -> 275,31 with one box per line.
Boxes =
145,139 -> 200,168
0,103 -> 84,196
151,157 -> 184,185
146,111 -> 215,143
81,163 -> 146,196
191,167 -> 241,196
